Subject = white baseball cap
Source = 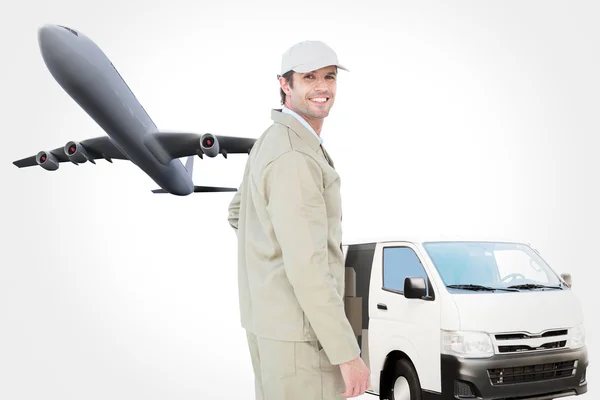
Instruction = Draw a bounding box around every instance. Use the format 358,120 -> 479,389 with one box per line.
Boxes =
279,40 -> 348,76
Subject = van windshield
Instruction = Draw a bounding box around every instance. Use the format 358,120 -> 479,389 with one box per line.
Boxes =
422,241 -> 564,291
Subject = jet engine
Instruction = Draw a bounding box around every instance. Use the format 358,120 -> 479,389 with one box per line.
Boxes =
36,151 -> 59,170
199,133 -> 220,157
64,141 -> 91,163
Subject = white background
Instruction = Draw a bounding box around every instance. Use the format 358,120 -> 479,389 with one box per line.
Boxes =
1,0 -> 598,399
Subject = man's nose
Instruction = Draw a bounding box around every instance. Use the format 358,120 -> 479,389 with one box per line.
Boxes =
314,78 -> 330,91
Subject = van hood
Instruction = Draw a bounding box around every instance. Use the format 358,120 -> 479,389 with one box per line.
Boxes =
450,289 -> 583,334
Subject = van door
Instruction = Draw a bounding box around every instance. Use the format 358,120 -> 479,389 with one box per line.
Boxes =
368,241 -> 442,396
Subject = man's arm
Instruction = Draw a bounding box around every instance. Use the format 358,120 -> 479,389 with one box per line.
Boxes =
263,150 -> 360,365
228,159 -> 252,234
227,183 -> 242,235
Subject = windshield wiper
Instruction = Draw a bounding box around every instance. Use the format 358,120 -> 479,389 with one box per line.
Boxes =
507,283 -> 563,290
447,284 -> 519,292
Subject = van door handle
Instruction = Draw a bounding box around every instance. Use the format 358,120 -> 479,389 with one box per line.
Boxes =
377,303 -> 387,310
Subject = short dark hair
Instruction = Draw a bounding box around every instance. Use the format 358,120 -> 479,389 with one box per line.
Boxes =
279,70 -> 294,105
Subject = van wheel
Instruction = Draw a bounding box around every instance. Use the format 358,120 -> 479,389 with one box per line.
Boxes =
387,358 -> 422,400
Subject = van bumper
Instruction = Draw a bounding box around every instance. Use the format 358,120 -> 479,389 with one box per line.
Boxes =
440,346 -> 588,399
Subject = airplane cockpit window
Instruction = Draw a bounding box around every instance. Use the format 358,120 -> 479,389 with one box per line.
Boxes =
58,25 -> 78,36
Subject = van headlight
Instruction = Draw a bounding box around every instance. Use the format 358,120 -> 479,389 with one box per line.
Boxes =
442,330 -> 494,358
569,323 -> 585,349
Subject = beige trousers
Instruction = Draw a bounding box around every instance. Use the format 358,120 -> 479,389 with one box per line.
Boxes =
245,330 -> 347,400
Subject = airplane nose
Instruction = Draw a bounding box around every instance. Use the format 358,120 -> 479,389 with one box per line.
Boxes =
37,24 -> 61,52
38,24 -> 78,50
36,24 -> 85,96
38,24 -> 58,39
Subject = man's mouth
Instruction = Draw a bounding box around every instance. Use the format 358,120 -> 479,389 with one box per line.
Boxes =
309,97 -> 329,103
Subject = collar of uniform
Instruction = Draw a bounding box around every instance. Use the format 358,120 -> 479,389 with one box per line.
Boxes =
271,109 -> 322,152
281,106 -> 323,145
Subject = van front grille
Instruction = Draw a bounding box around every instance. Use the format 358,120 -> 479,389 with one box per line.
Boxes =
498,340 -> 567,353
488,360 -> 576,385
493,329 -> 568,354
495,329 -> 568,341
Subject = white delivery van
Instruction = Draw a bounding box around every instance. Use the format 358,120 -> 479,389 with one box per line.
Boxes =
341,236 -> 588,400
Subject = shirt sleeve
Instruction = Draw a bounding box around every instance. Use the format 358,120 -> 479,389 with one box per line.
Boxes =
228,159 -> 250,234
227,184 -> 242,234
263,150 -> 360,365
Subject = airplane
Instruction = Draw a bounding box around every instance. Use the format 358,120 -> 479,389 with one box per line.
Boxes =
12,24 -> 256,195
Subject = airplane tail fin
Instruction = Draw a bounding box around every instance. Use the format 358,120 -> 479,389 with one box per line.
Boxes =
151,186 -> 237,194
192,186 -> 237,192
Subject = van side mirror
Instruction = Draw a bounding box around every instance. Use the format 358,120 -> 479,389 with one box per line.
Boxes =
561,273 -> 572,288
404,277 -> 427,299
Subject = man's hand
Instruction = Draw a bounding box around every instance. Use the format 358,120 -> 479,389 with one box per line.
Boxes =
339,355 -> 371,398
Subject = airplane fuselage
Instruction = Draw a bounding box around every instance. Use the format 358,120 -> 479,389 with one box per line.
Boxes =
38,25 -> 194,195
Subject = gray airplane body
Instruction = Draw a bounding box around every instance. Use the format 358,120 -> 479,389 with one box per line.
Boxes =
13,24 -> 256,195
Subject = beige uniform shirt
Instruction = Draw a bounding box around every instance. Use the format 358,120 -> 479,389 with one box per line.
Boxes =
227,109 -> 360,366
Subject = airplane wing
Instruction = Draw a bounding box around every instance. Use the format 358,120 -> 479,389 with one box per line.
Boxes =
151,132 -> 256,159
13,136 -> 129,169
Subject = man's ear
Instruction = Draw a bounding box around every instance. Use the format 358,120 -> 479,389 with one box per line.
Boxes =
279,76 -> 291,95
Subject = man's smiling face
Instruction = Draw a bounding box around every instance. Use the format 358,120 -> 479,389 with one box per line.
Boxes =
281,66 -> 338,123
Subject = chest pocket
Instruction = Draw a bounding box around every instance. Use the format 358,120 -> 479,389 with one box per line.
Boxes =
319,153 -> 342,218
319,146 -> 340,190
322,164 -> 340,190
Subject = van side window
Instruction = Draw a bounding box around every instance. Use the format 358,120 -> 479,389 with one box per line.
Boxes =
383,246 -> 429,295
